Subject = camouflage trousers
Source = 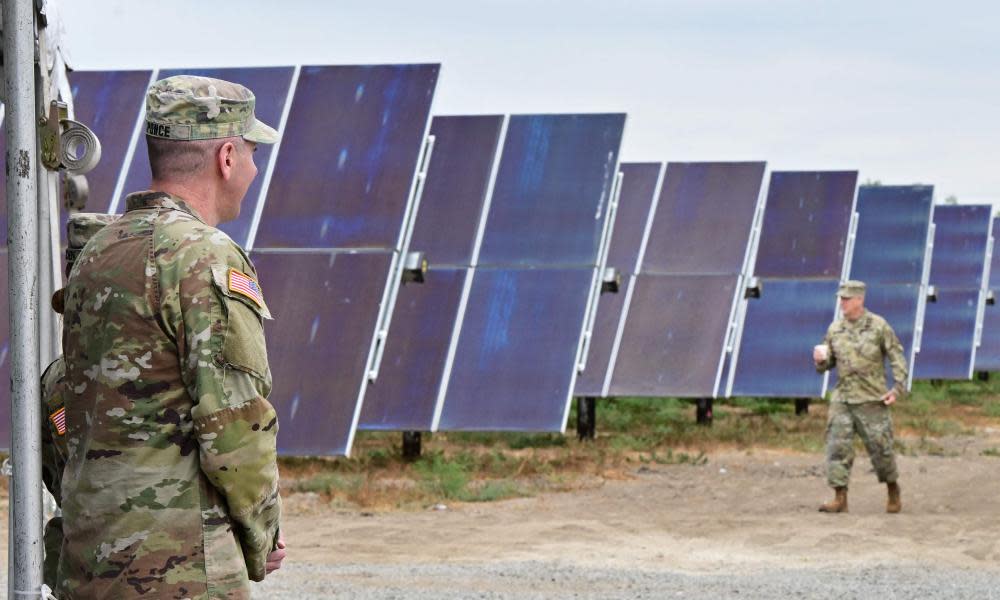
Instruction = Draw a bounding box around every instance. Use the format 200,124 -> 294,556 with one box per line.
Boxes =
825,401 -> 898,488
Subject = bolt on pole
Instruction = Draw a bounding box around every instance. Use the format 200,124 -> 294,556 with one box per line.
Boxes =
3,0 -> 45,596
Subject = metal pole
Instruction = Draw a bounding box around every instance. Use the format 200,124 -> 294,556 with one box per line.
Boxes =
4,0 -> 45,596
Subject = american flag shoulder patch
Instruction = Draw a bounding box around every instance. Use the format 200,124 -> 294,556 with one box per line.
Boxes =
228,268 -> 264,308
49,406 -> 66,436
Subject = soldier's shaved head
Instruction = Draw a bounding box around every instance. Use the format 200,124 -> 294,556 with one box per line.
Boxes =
147,136 -> 224,182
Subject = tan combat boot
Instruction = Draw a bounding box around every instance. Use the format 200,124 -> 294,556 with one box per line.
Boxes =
886,482 -> 901,513
818,486 -> 848,513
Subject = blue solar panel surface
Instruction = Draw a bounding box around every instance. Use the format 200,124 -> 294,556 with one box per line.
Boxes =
117,66 -> 295,247
927,205 -> 993,290
573,274 -> 633,397
360,268 -> 467,430
255,64 -> 439,249
605,163 -> 663,274
729,279 -> 838,397
406,115 -> 504,266
754,171 -> 858,278
575,163 -> 662,397
975,217 -> 1000,371
438,268 -> 595,430
70,70 -> 153,214
436,114 -> 625,430
254,251 -> 393,456
610,274 -> 739,397
360,114 -> 505,431
476,113 -> 625,267
913,288 -> 981,380
642,162 -> 766,275
850,185 -> 933,284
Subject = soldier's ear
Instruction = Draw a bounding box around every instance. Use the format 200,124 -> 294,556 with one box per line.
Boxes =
217,141 -> 237,181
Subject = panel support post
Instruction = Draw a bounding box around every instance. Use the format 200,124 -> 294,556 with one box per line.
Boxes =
576,397 -> 596,441
696,398 -> 713,426
402,431 -> 422,461
4,0 -> 45,595
795,398 -> 810,415
976,371 -> 989,382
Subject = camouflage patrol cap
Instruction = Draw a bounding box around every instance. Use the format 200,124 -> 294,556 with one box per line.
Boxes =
66,213 -> 118,268
837,280 -> 866,298
144,75 -> 278,144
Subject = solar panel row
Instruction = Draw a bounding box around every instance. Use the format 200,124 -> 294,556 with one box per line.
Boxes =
974,217 -> 1000,372
2,65 -> 997,456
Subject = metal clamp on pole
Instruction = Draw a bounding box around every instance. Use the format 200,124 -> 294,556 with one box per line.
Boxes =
744,276 -> 762,299
600,266 -> 620,294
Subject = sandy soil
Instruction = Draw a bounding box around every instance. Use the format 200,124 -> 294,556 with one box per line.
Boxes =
4,429 -> 1000,597
275,433 -> 1000,575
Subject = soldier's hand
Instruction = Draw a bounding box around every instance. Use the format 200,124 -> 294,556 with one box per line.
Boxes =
881,390 -> 897,406
266,533 -> 287,575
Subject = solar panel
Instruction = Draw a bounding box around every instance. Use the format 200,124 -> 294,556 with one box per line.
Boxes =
727,170 -> 859,397
360,268 -> 468,430
575,163 -> 663,397
753,171 -> 858,279
927,204 -> 993,289
254,64 -> 439,250
913,288 -> 982,380
435,113 -> 626,431
253,251 -> 394,456
728,278 -> 839,397
643,162 -> 767,275
115,66 -> 296,247
832,185 -> 934,390
437,268 -> 596,430
912,204 -> 992,380
975,217 -> 1000,372
590,162 -> 766,399
606,163 -> 664,274
69,70 -> 154,215
476,114 -> 626,267
359,115 -> 505,431
850,185 -> 934,285
610,274 -> 740,397
406,115 -> 506,266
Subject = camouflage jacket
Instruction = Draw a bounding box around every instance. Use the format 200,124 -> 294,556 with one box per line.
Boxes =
815,309 -> 908,404
58,191 -> 281,599
41,357 -> 68,589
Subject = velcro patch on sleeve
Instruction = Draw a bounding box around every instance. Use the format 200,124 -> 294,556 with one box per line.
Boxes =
49,406 -> 66,436
228,268 -> 264,308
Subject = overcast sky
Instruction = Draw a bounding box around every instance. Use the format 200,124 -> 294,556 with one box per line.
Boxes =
60,0 -> 999,210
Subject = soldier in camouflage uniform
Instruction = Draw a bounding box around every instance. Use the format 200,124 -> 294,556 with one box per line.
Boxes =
41,213 -> 119,589
57,75 -> 286,598
814,280 -> 907,514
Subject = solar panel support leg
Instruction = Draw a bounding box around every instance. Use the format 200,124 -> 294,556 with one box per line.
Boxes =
696,398 -> 713,426
976,371 -> 989,382
795,398 -> 810,415
402,431 -> 422,461
576,397 -> 596,441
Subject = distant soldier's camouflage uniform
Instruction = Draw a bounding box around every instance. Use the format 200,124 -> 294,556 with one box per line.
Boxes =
57,75 -> 281,599
815,282 -> 908,489
41,212 -> 119,588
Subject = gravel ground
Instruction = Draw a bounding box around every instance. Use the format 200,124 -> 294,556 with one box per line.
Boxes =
3,562 -> 998,599
256,561 -> 1000,599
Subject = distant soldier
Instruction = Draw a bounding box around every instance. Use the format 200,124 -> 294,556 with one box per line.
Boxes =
40,212 -> 119,589
58,75 -> 286,598
813,280 -> 907,514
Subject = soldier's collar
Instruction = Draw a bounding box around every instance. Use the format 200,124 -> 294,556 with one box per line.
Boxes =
124,191 -> 206,223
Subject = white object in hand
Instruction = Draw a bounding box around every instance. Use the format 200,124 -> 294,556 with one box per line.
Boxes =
814,344 -> 830,361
